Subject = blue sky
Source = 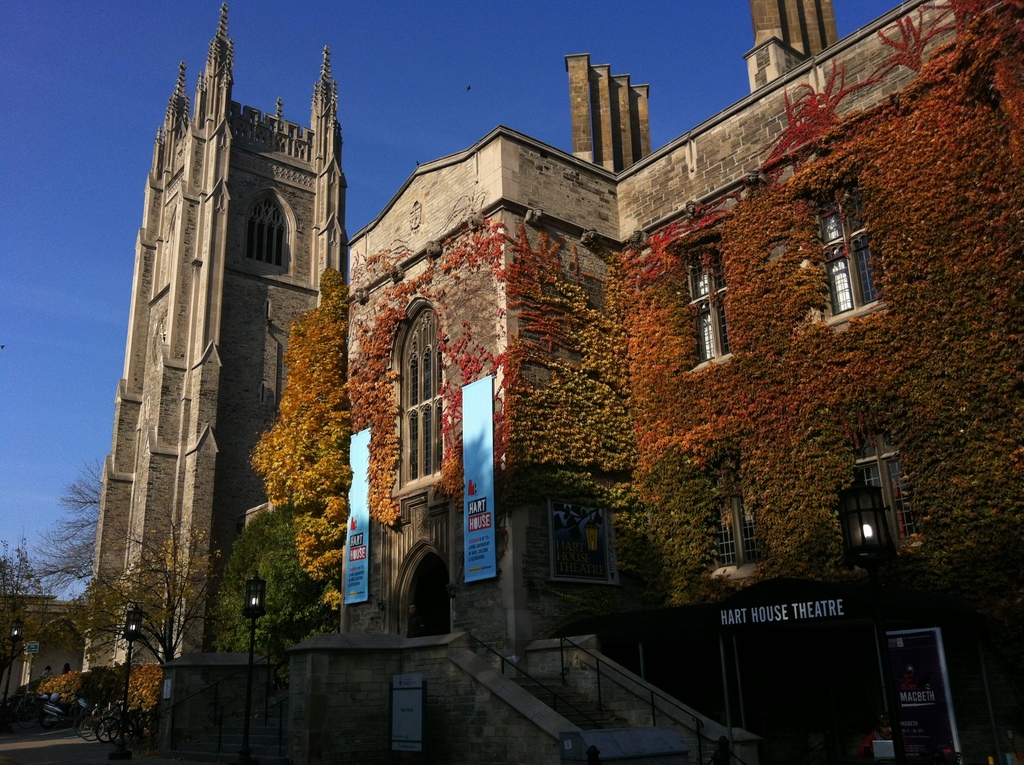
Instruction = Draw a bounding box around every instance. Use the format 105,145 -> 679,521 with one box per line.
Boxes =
0,1 -> 898,559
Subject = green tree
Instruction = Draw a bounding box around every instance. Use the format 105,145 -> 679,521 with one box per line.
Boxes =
1,540 -> 41,688
212,505 -> 334,681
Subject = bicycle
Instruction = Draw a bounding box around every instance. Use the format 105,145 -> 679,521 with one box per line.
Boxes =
13,693 -> 43,729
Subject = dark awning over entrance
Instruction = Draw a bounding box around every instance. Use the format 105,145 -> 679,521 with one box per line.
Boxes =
552,578 -> 980,642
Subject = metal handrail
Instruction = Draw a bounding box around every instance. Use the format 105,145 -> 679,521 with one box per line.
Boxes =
470,636 -> 604,729
162,657 -> 278,751
560,636 -> 711,764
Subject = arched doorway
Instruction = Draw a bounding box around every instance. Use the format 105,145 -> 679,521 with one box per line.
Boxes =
409,553 -> 450,637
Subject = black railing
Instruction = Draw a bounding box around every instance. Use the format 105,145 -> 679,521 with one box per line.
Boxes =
163,658 -> 287,757
470,636 -> 604,729
559,636 -> 711,764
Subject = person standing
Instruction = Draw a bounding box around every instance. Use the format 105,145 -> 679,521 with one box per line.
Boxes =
406,604 -> 425,638
860,714 -> 894,757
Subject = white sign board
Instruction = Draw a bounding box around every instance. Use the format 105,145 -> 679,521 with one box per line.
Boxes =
391,673 -> 425,752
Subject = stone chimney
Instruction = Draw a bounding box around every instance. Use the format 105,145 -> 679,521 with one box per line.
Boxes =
566,54 -> 650,172
746,0 -> 839,91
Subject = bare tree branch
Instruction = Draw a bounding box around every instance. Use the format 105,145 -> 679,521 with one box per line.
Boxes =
84,524 -> 213,665
34,460 -> 101,594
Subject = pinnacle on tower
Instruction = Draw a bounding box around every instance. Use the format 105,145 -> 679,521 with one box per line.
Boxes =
312,46 -> 337,119
206,3 -> 234,84
165,60 -> 190,134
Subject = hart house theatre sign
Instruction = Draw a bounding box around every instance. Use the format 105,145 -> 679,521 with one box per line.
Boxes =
720,596 -> 847,626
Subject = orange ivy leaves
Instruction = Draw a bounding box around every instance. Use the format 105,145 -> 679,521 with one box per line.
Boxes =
616,2 -> 1024,609
252,269 -> 352,583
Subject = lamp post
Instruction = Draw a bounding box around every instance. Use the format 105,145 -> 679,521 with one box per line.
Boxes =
239,573 -> 266,765
838,485 -> 906,765
1,618 -> 24,733
110,605 -> 144,761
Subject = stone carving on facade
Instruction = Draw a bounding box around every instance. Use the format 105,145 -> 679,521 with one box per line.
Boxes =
627,229 -> 648,249
410,201 -> 422,231
233,153 -> 314,188
525,208 -> 544,227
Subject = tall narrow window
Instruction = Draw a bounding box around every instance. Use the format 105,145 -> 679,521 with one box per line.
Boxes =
246,198 -> 287,267
402,308 -> 443,484
689,252 -> 730,364
820,191 -> 880,316
716,498 -> 759,568
854,435 -> 916,539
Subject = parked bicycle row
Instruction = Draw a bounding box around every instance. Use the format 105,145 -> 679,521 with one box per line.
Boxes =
4,691 -> 158,746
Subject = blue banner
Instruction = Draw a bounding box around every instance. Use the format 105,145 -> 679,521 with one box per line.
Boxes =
462,376 -> 496,582
344,428 -> 371,604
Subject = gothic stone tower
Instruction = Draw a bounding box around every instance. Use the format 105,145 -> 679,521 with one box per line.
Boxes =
94,6 -> 346,657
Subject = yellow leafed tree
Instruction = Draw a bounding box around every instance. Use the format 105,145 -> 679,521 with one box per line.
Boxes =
252,269 -> 352,603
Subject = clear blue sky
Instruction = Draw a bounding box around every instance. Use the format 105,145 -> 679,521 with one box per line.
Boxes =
0,1 -> 898,558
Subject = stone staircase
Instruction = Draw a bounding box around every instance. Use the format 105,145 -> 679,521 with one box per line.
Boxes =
482,635 -> 762,765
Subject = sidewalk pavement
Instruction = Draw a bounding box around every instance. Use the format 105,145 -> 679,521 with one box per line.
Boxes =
0,727 -> 216,765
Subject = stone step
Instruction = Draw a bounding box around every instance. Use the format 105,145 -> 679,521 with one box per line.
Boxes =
514,677 -> 625,730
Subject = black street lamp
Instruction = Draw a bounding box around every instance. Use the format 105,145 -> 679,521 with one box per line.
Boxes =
110,605 -> 144,761
838,485 -> 906,765
239,573 -> 266,765
1,618 -> 24,733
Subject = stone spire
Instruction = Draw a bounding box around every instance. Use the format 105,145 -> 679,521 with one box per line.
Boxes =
311,46 -> 342,166
312,46 -> 338,122
164,61 -> 190,137
207,3 -> 234,83
309,45 -> 347,282
194,3 -> 233,125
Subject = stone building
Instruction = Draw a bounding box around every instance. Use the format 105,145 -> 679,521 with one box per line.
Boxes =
105,0 -> 1022,762
93,6 -> 345,660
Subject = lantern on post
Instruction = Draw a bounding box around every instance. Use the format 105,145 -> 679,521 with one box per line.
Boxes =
838,485 -> 896,568
110,605 -> 144,761
837,486 -> 905,765
239,573 -> 266,765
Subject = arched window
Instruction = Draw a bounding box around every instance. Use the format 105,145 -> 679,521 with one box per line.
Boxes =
245,198 -> 287,267
402,308 -> 443,483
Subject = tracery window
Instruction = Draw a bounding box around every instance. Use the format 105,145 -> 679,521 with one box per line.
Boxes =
402,307 -> 443,483
245,197 -> 287,267
820,190 -> 880,316
688,252 -> 730,364
854,435 -> 916,539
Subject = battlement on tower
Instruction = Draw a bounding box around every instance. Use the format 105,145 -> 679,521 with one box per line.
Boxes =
228,102 -> 314,162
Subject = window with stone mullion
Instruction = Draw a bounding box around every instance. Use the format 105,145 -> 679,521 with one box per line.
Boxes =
853,435 -> 916,539
689,253 -> 730,364
820,191 -> 880,315
245,198 -> 286,267
402,308 -> 443,484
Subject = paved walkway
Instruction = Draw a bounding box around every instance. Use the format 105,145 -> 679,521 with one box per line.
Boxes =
0,727 -> 216,765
